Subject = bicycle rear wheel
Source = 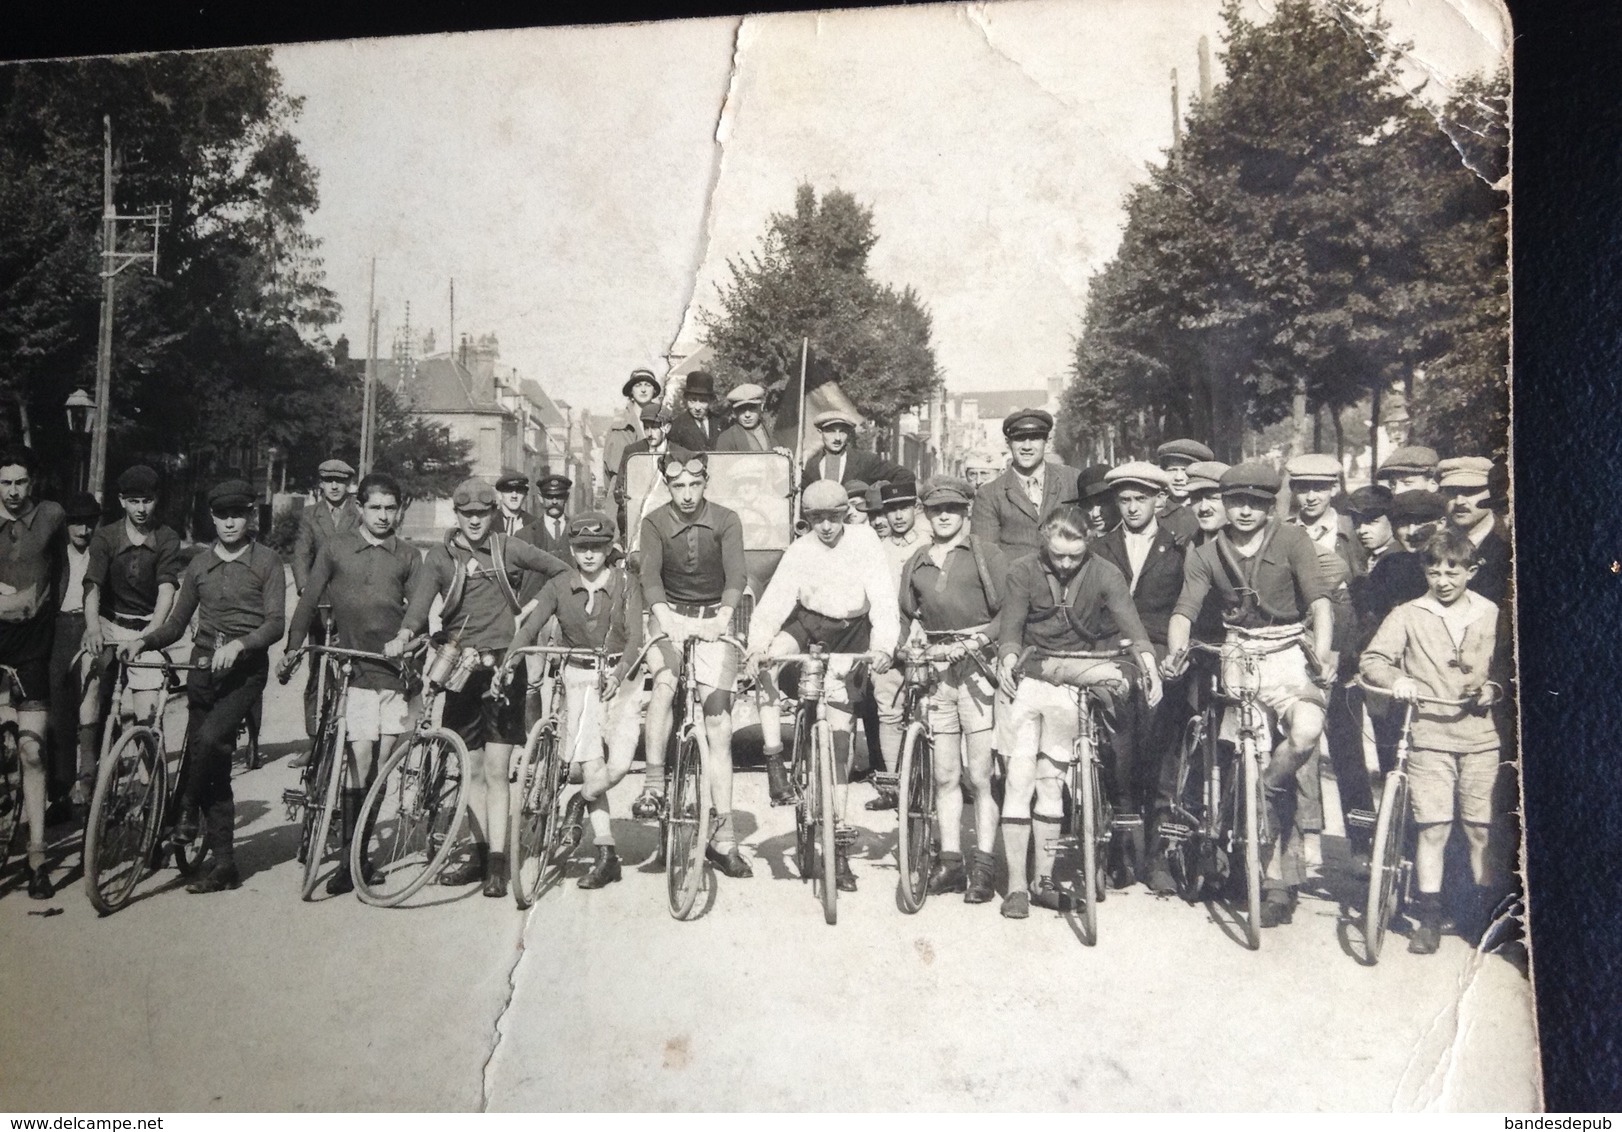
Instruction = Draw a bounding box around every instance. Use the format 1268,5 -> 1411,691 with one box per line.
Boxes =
815,721 -> 837,926
791,709 -> 815,882
510,722 -> 567,908
1240,737 -> 1264,951
1165,715 -> 1205,903
83,726 -> 166,914
665,730 -> 707,920
1364,769 -> 1410,963
895,722 -> 933,914
300,718 -> 348,900
0,723 -> 22,859
1078,738 -> 1100,944
353,728 -> 468,907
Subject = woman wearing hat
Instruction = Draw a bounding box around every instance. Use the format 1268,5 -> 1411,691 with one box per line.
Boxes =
603,369 -> 663,503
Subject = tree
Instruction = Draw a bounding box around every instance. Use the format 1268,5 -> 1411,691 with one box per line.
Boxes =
701,183 -> 940,424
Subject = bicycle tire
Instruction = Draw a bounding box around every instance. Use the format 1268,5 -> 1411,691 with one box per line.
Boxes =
1364,769 -> 1409,963
665,730 -> 707,920
895,721 -> 932,914
1241,734 -> 1264,951
1165,714 -> 1205,903
167,742 -> 209,876
510,721 -> 566,908
352,727 -> 469,907
300,717 -> 348,900
241,712 -> 262,772
83,726 -> 166,914
0,723 -> 22,859
791,709 -> 815,882
1078,734 -> 1100,944
815,720 -> 837,926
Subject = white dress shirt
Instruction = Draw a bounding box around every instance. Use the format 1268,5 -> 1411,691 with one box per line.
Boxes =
1122,520 -> 1158,591
747,523 -> 900,656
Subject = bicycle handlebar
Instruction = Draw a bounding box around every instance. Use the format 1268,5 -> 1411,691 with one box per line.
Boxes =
1028,645 -> 1135,661
1354,677 -> 1472,707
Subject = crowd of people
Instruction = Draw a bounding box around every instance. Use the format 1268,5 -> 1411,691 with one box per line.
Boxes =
0,367 -> 1515,956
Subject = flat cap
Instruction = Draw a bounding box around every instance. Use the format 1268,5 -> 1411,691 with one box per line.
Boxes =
1156,439 -> 1214,465
536,473 -> 572,496
1437,456 -> 1493,489
115,464 -> 160,496
1284,453 -> 1342,483
640,403 -> 673,425
1002,409 -> 1053,438
803,478 -> 849,513
1184,460 -> 1230,493
452,477 -> 497,511
566,511 -> 617,544
879,478 -> 917,508
1105,461 -> 1170,493
1377,446 -> 1440,476
494,469 -> 530,492
1343,485 -> 1394,520
920,476 -> 975,507
815,409 -> 857,431
207,479 -> 256,510
1078,463 -> 1114,500
844,478 -> 871,508
64,491 -> 102,522
318,458 -> 355,479
725,383 -> 767,406
622,368 -> 662,398
1219,462 -> 1283,497
1389,489 -> 1447,524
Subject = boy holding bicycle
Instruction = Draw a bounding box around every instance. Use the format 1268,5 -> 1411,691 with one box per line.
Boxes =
281,472 -> 422,896
994,503 -> 1161,920
1359,529 -> 1504,954
509,510 -> 645,890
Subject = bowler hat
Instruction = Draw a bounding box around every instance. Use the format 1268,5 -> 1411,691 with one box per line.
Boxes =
64,492 -> 102,523
683,371 -> 716,399
622,368 -> 662,399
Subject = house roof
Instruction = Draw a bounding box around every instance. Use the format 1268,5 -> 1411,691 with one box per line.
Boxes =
520,378 -> 567,430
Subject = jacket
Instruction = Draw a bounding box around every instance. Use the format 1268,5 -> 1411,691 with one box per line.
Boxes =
666,411 -> 722,453
1359,592 -> 1504,754
1090,523 -> 1186,647
801,447 -> 905,489
970,462 -> 1083,561
293,496 -> 363,591
601,405 -> 644,491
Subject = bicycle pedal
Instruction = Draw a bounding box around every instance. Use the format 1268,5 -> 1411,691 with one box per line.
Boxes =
1346,809 -> 1378,832
1157,822 -> 1194,843
833,824 -> 860,848
1110,813 -> 1144,833
280,788 -> 307,809
870,773 -> 899,791
1048,835 -> 1081,850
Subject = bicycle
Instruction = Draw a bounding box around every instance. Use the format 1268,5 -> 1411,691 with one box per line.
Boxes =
493,644 -> 624,908
1157,647 -> 1237,904
0,667 -> 28,871
765,646 -> 869,926
81,656 -> 211,914
1356,677 -> 1471,963
351,639 -> 470,908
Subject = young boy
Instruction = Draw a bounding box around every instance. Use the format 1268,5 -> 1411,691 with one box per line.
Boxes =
387,477 -> 569,898
281,472 -> 422,895
995,503 -> 1161,919
1359,529 -> 1504,954
745,479 -> 898,892
898,477 -> 1008,904
129,480 -> 285,894
0,446 -> 67,897
509,511 -> 644,889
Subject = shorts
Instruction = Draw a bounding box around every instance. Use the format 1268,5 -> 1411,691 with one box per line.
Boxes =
1007,677 -> 1083,764
0,655 -> 51,712
1408,747 -> 1498,825
926,657 -> 996,736
1218,635 -> 1326,741
560,664 -> 646,764
102,618 -> 164,692
650,606 -> 739,692
780,606 -> 872,655
345,687 -> 416,743
441,665 -> 526,750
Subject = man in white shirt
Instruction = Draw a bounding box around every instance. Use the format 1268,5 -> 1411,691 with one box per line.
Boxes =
48,492 -> 101,810
745,479 -> 898,891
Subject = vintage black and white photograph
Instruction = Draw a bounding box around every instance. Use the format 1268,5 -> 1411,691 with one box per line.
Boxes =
0,0 -> 1529,1112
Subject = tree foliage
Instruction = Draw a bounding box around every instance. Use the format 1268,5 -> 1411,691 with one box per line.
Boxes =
1058,1 -> 1508,463
701,183 -> 941,422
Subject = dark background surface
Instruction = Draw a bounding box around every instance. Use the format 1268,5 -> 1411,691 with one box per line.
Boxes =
5,0 -> 1620,1111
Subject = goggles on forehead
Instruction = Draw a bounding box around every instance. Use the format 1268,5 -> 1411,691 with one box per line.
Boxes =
661,457 -> 708,480
804,507 -> 845,522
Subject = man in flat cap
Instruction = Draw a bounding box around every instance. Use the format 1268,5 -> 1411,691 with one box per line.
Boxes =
291,457 -> 363,742
861,475 -> 927,810
971,408 -> 1081,562
803,409 -> 905,489
666,370 -> 723,454
48,491 -> 102,809
963,453 -> 1002,489
715,383 -> 775,453
128,479 -> 286,894
614,403 -> 674,535
1376,445 -> 1440,494
603,368 -> 663,505
1439,456 -> 1510,603
1155,439 -> 1214,542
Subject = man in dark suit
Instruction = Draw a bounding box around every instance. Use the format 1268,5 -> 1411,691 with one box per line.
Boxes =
1090,461 -> 1187,891
666,369 -> 724,453
291,457 -> 362,743
518,473 -> 574,585
494,470 -> 534,537
969,409 -> 1081,562
802,409 -> 906,489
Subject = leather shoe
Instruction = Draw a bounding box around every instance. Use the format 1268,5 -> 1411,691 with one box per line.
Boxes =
864,788 -> 897,812
325,863 -> 354,896
559,793 -> 587,854
630,788 -> 665,820
439,846 -> 488,887
764,755 -> 795,807
483,852 -> 509,898
578,846 -> 622,889
964,850 -> 996,904
1407,920 -> 1441,954
26,864 -> 55,900
835,848 -> 857,892
1000,890 -> 1030,919
186,862 -> 241,894
705,843 -> 754,878
1031,877 -> 1074,912
927,854 -> 966,894
1260,892 -> 1295,928
1144,852 -> 1177,896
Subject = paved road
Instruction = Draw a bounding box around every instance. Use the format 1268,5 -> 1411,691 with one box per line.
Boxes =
0,631 -> 1540,1112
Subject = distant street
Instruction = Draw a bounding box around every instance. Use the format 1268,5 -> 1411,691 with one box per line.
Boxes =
0,590 -> 1539,1113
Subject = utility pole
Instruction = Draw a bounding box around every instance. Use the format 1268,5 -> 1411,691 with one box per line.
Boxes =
1198,34 -> 1212,100
1171,69 -> 1182,163
359,258 -> 377,474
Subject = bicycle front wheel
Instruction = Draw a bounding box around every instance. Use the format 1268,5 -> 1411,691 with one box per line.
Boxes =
665,730 -> 707,920
510,722 -> 567,908
353,728 -> 469,907
300,718 -> 348,900
895,721 -> 933,914
1364,769 -> 1410,963
1078,739 -> 1100,944
1241,737 -> 1264,951
815,720 -> 837,926
1165,714 -> 1205,903
84,726 -> 167,914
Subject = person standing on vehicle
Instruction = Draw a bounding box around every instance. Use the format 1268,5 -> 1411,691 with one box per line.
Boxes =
292,458 -> 362,743
281,472 -> 422,896
745,479 -> 900,892
635,453 -> 751,878
898,477 -> 1008,904
666,370 -> 723,453
129,480 -> 286,895
603,368 -> 662,504
802,410 -> 904,489
970,409 -> 1081,562
386,478 -> 570,899
1154,439 -> 1214,543
1162,463 -> 1334,928
714,384 -> 776,453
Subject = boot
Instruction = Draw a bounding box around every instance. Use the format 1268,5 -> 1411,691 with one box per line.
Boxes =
928,851 -> 966,894
327,788 -> 363,895
577,845 -> 622,889
835,845 -> 857,892
439,842 -> 489,886
1031,876 -> 1074,912
26,863 -> 55,900
186,859 -> 241,894
325,861 -> 355,896
964,849 -> 997,904
560,792 -> 587,854
1144,844 -> 1178,896
483,852 -> 509,898
764,752 -> 795,806
1260,886 -> 1296,928
1408,890 -> 1442,954
169,802 -> 201,847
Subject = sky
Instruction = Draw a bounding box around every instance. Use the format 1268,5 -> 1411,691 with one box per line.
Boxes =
273,0 -> 1510,415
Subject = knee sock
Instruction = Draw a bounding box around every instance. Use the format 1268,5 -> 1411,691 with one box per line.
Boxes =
77,725 -> 100,777
1033,813 -> 1062,883
1001,817 -> 1031,893
713,810 -> 736,850
588,796 -> 614,847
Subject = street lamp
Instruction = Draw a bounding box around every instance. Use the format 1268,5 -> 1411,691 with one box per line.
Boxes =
65,388 -> 95,492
